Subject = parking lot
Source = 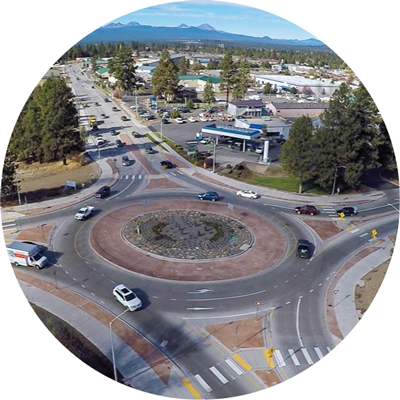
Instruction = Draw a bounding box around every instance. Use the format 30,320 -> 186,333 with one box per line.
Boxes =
122,96 -> 283,166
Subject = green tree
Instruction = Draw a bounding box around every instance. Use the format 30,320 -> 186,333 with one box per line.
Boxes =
262,83 -> 274,95
1,153 -> 17,203
203,79 -> 215,105
178,56 -> 188,75
232,59 -> 252,100
108,44 -> 137,95
280,116 -> 316,193
186,99 -> 194,110
151,50 -> 179,102
220,52 -> 237,105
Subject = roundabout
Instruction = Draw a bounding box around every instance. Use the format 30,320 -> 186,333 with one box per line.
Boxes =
90,200 -> 288,281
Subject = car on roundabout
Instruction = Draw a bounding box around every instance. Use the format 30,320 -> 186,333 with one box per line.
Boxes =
95,185 -> 111,198
336,206 -> 358,217
294,205 -> 318,216
122,155 -> 130,166
113,284 -> 142,311
236,189 -> 259,199
297,239 -> 311,259
160,160 -> 174,169
197,191 -> 219,201
75,206 -> 94,221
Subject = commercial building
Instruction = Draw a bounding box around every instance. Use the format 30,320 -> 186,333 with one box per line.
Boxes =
179,75 -> 221,93
227,100 -> 266,118
255,74 -> 340,96
267,102 -> 328,118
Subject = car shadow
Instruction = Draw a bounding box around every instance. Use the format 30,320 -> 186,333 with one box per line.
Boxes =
130,288 -> 150,310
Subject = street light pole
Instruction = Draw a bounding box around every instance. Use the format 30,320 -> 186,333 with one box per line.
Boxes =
212,138 -> 216,173
109,308 -> 129,382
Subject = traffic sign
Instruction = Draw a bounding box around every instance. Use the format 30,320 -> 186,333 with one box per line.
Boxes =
371,229 -> 378,238
338,212 -> 345,220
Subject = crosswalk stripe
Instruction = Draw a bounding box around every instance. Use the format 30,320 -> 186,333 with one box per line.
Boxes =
125,175 -> 129,179
326,346 -> 332,352
182,379 -> 201,399
2,223 -> 16,228
273,349 -> 287,367
314,347 -> 324,360
132,175 -> 135,180
170,172 -> 176,176
225,358 -> 243,376
194,374 -> 212,392
359,232 -> 368,238
138,175 -> 142,179
209,366 -> 229,384
288,349 -> 300,366
349,228 -> 360,234
301,348 -> 314,365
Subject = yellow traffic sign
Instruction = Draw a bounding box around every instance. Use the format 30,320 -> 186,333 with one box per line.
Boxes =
371,229 -> 378,238
338,212 -> 345,220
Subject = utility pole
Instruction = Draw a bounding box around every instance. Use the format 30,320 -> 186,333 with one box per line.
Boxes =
109,309 -> 129,382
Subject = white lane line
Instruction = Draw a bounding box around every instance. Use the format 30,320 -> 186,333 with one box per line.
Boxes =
2,223 -> 16,228
326,346 -> 332,352
349,228 -> 360,234
359,232 -> 368,238
138,175 -> 142,179
225,358 -> 243,376
187,289 -> 266,302
301,348 -> 314,365
263,203 -> 293,210
273,349 -> 287,367
170,172 -> 176,176
209,366 -> 229,384
194,374 -> 212,392
187,307 -> 214,311
296,297 -> 304,347
125,175 -> 129,180
288,349 -> 300,366
106,177 -> 136,201
331,217 -> 342,220
314,347 -> 325,360
132,175 -> 135,180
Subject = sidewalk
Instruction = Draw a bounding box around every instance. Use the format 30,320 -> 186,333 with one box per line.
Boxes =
16,270 -> 192,398
327,237 -> 393,340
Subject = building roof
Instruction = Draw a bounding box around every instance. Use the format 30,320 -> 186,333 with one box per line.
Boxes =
256,74 -> 339,88
271,102 -> 328,110
95,60 -> 109,65
230,99 -> 264,107
179,75 -> 221,84
96,67 -> 110,75
201,124 -> 261,140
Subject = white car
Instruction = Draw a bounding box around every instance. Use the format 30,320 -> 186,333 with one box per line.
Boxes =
236,190 -> 259,199
174,117 -> 184,124
113,284 -> 142,311
188,116 -> 197,123
199,116 -> 208,122
75,206 -> 94,220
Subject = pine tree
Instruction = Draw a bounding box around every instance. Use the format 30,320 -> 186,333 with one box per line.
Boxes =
203,79 -> 215,105
219,52 -> 237,105
280,116 -> 316,193
178,56 -> 188,75
151,50 -> 179,102
1,153 -> 17,203
232,59 -> 252,100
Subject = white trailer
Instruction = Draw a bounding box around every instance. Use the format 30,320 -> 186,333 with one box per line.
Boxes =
7,241 -> 48,269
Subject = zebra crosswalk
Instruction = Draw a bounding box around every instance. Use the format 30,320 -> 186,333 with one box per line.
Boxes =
273,346 -> 331,367
119,174 -> 143,180
2,219 -> 17,233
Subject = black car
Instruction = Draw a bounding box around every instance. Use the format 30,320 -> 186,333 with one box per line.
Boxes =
121,115 -> 128,121
104,98 -> 110,102
146,147 -> 157,154
297,239 -> 311,259
95,186 -> 111,198
132,132 -> 142,138
161,118 -> 169,124
112,106 -> 118,111
197,191 -> 219,202
160,160 -> 174,169
111,130 -> 119,136
95,102 -> 100,106
294,205 -> 318,216
336,206 -> 358,217
115,139 -> 123,147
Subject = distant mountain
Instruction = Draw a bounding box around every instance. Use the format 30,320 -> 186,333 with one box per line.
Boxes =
197,24 -> 216,31
83,22 -> 325,48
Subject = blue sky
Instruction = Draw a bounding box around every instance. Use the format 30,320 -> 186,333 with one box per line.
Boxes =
107,1 -> 315,40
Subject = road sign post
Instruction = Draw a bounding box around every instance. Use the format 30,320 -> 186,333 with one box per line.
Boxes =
371,229 -> 377,238
339,212 -> 345,220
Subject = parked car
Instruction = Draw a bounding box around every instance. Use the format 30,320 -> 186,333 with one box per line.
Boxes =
160,160 -> 174,169
255,144 -> 264,154
121,115 -> 128,121
113,284 -> 142,311
95,102 -> 100,106
112,106 -> 118,111
143,114 -> 155,120
336,206 -> 358,217
297,239 -> 311,259
199,137 -> 211,144
199,116 -> 208,122
161,118 -> 169,124
178,107 -> 189,113
75,206 -> 94,221
236,190 -> 259,199
115,139 -> 123,147
101,113 -> 107,119
111,130 -> 119,136
95,186 -> 111,198
197,191 -> 219,201
188,116 -> 197,123
175,117 -> 184,124
132,131 -> 142,138
104,98 -> 110,102
275,137 -> 286,145
294,205 -> 318,216
122,155 -> 130,166
96,138 -> 105,146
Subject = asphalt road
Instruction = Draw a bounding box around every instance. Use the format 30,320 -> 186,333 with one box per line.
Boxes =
7,64 -> 399,398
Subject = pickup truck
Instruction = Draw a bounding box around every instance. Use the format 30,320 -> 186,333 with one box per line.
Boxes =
75,206 -> 94,220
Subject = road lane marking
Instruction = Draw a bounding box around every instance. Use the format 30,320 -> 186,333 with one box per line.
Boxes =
138,175 -> 142,179
273,349 -> 287,367
225,358 -> 243,375
125,175 -> 129,180
359,232 -> 368,238
296,297 -> 303,347
314,347 -> 325,360
209,366 -> 228,384
232,354 -> 252,371
194,375 -> 212,393
187,307 -> 214,311
264,349 -> 275,369
327,346 -> 332,352
187,289 -> 266,302
349,228 -> 360,234
301,348 -> 314,364
288,349 -> 300,366
182,378 -> 202,398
